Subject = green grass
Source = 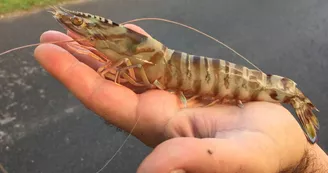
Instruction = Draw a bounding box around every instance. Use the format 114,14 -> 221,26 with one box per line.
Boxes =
0,0 -> 72,15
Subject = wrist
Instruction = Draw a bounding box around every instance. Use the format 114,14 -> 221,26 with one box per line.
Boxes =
281,144 -> 328,173
303,144 -> 328,173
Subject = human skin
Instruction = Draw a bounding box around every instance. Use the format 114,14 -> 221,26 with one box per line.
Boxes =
34,24 -> 328,173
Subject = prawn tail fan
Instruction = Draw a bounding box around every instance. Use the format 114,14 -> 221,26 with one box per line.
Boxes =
290,96 -> 319,144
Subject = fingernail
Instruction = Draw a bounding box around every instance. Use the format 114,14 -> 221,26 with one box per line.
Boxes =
170,169 -> 186,173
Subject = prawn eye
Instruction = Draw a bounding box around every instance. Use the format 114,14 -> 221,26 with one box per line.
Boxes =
71,16 -> 83,26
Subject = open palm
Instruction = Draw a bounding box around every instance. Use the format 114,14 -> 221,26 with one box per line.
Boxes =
34,25 -> 310,173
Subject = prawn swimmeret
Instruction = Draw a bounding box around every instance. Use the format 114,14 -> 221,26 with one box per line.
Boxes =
50,7 -> 319,144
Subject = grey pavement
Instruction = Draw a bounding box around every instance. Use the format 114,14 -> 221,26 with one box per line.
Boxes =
0,0 -> 328,172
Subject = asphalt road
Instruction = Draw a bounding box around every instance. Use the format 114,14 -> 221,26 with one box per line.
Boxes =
1,0 -> 327,172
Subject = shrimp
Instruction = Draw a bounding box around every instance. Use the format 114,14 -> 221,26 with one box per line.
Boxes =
51,7 -> 319,144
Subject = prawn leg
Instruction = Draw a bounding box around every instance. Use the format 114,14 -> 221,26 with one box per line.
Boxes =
153,79 -> 166,90
177,91 -> 188,108
99,58 -> 136,80
237,100 -> 244,108
114,62 -> 159,87
66,43 -> 134,84
116,65 -> 189,108
66,43 -> 108,63
98,58 -> 146,87
203,99 -> 221,107
185,95 -> 202,108
67,44 -> 141,86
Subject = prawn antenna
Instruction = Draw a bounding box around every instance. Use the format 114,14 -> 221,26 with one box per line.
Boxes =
0,38 -> 86,57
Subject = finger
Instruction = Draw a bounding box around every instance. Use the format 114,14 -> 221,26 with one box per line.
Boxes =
40,30 -> 103,70
34,44 -> 139,131
40,30 -> 75,44
137,137 -> 268,173
67,30 -> 82,40
124,24 -> 152,37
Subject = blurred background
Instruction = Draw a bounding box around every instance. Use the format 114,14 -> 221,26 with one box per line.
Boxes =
0,0 -> 70,15
0,0 -> 327,172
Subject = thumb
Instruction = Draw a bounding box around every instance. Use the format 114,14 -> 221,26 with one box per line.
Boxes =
137,137 -> 263,173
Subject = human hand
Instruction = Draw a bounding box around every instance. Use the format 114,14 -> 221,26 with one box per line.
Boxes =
34,25 -> 327,173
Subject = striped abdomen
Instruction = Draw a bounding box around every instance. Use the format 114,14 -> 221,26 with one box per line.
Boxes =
163,49 -> 296,103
